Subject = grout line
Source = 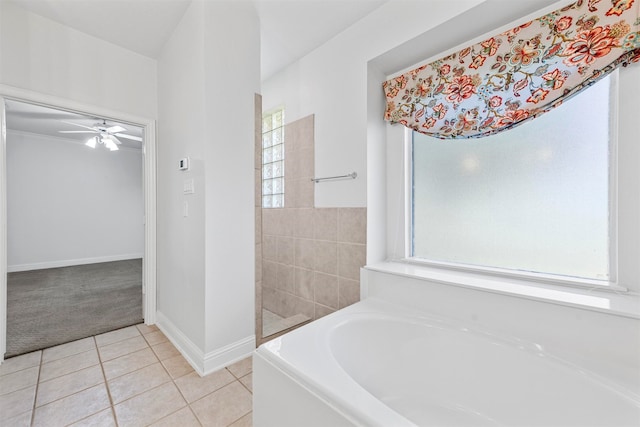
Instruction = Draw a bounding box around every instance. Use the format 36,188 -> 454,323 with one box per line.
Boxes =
94,336 -> 119,427
224,367 -> 238,380
98,334 -> 146,354
114,377 -> 171,406
33,369 -> 105,409
108,364 -> 172,406
102,355 -> 160,383
151,405 -> 202,427
69,407 -> 112,426
167,373 -> 203,426
187,405 -> 205,427
225,409 -> 252,427
37,348 -> 100,383
237,373 -> 253,395
29,350 -> 43,427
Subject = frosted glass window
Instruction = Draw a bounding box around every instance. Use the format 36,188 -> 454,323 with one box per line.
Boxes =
412,76 -> 611,281
262,108 -> 285,208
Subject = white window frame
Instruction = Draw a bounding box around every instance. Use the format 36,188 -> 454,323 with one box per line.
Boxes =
382,66 -> 640,300
405,73 -> 618,291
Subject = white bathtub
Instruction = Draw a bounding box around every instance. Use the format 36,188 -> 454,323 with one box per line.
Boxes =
254,297 -> 640,426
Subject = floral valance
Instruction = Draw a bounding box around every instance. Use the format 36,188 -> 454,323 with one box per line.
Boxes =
383,0 -> 640,139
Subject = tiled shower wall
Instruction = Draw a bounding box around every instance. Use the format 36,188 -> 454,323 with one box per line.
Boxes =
262,207 -> 366,320
259,114 -> 366,324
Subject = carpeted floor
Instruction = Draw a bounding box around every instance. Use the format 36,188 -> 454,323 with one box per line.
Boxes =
6,259 -> 143,357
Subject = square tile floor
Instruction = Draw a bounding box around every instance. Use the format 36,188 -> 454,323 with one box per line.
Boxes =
0,324 -> 253,427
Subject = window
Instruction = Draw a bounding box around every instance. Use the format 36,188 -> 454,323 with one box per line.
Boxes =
411,75 -> 612,282
262,108 -> 285,208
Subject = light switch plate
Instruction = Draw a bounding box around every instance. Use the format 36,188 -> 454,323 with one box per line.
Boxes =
183,179 -> 195,194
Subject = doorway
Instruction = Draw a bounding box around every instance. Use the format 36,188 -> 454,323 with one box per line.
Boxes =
5,100 -> 144,356
0,88 -> 157,362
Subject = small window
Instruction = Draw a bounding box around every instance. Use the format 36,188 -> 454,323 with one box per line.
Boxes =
262,108 -> 285,208
411,76 -> 612,282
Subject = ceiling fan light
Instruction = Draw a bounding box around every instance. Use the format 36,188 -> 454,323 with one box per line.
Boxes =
85,137 -> 97,148
105,139 -> 119,151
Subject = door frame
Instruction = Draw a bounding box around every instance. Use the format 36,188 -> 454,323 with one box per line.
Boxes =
0,85 -> 157,362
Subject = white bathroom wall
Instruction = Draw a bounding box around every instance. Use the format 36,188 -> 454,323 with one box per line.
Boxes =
157,0 -> 259,373
202,1 -> 259,359
0,1 -> 157,119
6,131 -> 143,271
157,0 -> 207,354
261,0 -> 486,208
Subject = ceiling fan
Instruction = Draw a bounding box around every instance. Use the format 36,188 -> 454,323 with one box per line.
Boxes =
59,119 -> 142,151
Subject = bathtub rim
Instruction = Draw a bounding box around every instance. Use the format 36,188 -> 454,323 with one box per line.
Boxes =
256,297 -> 640,427
257,300 -> 418,427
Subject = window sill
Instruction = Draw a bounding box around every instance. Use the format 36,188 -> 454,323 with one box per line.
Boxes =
364,261 -> 640,320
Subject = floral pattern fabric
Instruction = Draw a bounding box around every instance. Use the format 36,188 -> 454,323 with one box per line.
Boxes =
383,0 -> 640,139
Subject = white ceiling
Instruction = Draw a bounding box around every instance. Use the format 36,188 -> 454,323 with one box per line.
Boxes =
8,0 -> 386,81
5,99 -> 144,150
5,0 -> 385,142
8,0 -> 193,59
256,0 -> 386,80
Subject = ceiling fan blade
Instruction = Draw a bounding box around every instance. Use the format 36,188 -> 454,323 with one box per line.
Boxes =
107,135 -> 123,145
107,125 -> 126,133
61,121 -> 98,131
114,133 -> 142,142
59,130 -> 97,134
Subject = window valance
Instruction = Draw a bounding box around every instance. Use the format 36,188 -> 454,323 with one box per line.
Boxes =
383,0 -> 640,139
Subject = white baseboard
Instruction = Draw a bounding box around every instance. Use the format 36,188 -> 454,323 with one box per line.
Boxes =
7,253 -> 144,273
156,311 -> 255,377
156,311 -> 206,375
203,335 -> 256,376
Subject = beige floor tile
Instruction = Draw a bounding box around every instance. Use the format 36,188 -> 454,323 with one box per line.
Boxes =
113,382 -> 186,427
102,347 -> 158,380
143,331 -> 168,346
98,336 -> 148,362
42,337 -> 95,364
68,408 -> 116,427
0,409 -> 32,427
149,407 -> 201,427
0,366 -> 39,396
136,324 -> 159,335
32,383 -> 110,427
174,369 -> 236,403
226,356 -> 252,379
239,373 -> 252,393
151,341 -> 180,361
190,381 -> 252,427
229,412 -> 252,427
39,349 -> 100,382
36,365 -> 104,407
95,326 -> 141,348
161,355 -> 194,379
0,351 -> 41,377
107,362 -> 171,404
0,385 -> 36,420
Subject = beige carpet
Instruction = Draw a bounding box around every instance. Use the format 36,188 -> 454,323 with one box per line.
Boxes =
6,259 -> 143,357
